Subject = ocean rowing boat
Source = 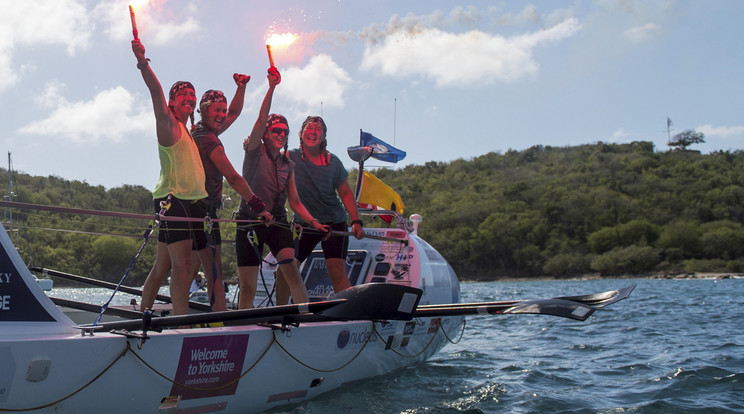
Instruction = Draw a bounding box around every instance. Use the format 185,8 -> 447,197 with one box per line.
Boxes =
0,213 -> 633,413
0,139 -> 634,412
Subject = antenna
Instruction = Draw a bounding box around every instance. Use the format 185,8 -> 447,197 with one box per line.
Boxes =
321,101 -> 323,118
393,98 -> 397,147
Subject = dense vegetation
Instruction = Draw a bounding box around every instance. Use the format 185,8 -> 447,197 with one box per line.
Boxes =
2,140 -> 743,284
365,141 -> 744,279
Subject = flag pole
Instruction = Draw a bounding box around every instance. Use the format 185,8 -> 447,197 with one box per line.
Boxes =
393,98 -> 397,147
355,129 -> 365,202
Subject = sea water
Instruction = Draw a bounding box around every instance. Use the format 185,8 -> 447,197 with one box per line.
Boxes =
51,278 -> 744,413
289,278 -> 744,413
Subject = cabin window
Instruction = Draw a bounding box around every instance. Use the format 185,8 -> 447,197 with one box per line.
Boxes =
300,250 -> 369,302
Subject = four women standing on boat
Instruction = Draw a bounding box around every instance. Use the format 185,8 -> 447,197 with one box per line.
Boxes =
133,39 -> 364,313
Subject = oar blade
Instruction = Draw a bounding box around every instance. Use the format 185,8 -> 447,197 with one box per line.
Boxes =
318,283 -> 423,321
415,298 -> 596,321
556,284 -> 636,308
503,298 -> 595,321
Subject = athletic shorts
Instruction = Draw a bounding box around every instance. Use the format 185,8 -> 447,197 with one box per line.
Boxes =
154,195 -> 198,245
191,198 -> 222,250
295,222 -> 348,263
235,218 -> 295,267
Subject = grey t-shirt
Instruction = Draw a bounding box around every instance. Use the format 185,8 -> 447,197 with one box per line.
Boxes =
240,144 -> 293,220
289,149 -> 348,224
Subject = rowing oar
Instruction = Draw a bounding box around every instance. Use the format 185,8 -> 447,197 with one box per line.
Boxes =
414,285 -> 635,322
419,285 -> 636,310
50,296 -> 144,319
331,230 -> 408,244
77,299 -> 347,333
76,283 -> 423,333
31,267 -> 211,312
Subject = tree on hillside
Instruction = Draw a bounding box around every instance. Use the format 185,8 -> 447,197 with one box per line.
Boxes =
668,129 -> 705,151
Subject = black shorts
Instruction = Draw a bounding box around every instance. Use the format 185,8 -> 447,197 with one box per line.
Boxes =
235,219 -> 295,267
154,195 -> 199,245
295,222 -> 348,263
191,199 -> 222,250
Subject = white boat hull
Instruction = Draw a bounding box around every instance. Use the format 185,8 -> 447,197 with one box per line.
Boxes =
3,317 -> 459,413
0,223 -> 464,413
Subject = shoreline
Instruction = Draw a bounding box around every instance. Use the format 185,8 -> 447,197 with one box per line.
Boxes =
43,272 -> 744,288
459,272 -> 744,283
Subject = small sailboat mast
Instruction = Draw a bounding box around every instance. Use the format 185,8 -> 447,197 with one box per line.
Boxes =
5,151 -> 14,241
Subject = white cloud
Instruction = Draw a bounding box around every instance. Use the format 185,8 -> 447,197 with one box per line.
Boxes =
150,17 -> 200,45
19,84 -> 152,142
93,0 -> 200,45
35,81 -> 68,108
0,52 -> 17,91
0,0 -> 93,92
6,0 -> 92,54
278,54 -> 352,117
623,23 -> 661,42
360,18 -> 581,87
608,128 -> 630,142
696,124 -> 744,139
450,6 -> 481,26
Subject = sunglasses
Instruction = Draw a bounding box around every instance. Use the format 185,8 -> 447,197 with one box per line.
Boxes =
270,127 -> 289,135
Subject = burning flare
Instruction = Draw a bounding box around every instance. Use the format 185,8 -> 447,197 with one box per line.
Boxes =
128,5 -> 139,39
128,1 -> 150,40
265,32 -> 297,68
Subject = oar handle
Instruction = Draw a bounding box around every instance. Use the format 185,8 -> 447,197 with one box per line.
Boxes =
331,230 -> 408,244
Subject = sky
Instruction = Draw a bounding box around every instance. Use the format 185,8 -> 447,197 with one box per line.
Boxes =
1,0 -> 742,191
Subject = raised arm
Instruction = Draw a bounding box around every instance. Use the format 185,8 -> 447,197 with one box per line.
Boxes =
219,73 -> 250,135
244,68 -> 281,152
208,146 -> 273,224
131,39 -> 180,146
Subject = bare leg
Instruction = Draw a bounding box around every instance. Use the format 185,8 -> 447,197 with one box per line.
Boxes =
140,241 -> 171,312
167,239 -> 194,315
188,250 -> 201,290
237,265 -> 259,309
197,245 -> 227,312
274,266 -> 291,305
325,258 -> 351,293
275,247 -> 308,304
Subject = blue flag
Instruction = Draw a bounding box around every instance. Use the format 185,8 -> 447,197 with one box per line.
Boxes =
360,131 -> 406,163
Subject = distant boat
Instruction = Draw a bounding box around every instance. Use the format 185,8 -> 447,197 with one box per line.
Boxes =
34,275 -> 53,291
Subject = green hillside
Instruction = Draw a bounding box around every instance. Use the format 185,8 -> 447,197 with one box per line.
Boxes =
3,140 -> 743,284
355,141 -> 744,279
